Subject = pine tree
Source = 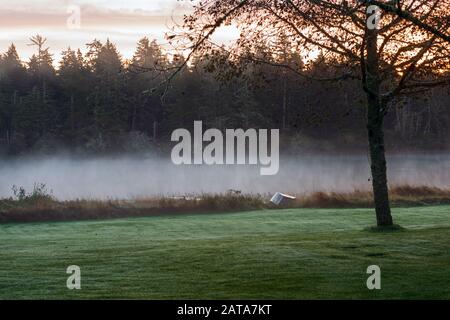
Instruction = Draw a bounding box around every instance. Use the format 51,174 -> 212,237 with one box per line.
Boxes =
86,39 -> 128,148
0,43 -> 28,150
128,38 -> 167,138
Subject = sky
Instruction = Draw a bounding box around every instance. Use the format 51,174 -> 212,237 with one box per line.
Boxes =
0,0 -> 238,65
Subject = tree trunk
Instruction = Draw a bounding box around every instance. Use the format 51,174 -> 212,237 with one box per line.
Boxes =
365,16 -> 394,227
282,76 -> 287,130
153,120 -> 158,141
70,94 -> 75,133
367,101 -> 393,226
131,105 -> 137,131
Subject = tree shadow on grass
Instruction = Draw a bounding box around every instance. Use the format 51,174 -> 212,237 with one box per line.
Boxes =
363,224 -> 405,233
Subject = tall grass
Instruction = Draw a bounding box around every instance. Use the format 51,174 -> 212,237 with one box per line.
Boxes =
1,185 -> 450,223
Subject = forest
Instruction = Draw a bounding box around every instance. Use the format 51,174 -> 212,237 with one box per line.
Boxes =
0,35 -> 449,156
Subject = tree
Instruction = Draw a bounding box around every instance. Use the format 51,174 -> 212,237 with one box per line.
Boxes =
27,35 -> 55,102
128,38 -> 168,138
0,44 -> 28,149
86,39 -> 128,146
58,47 -> 87,143
170,0 -> 450,226
367,0 -> 450,44
19,35 -> 58,147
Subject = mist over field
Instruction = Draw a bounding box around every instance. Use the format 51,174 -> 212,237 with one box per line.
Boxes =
1,153 -> 449,200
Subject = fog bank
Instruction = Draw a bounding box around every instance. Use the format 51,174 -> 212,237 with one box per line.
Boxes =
1,153 -> 450,200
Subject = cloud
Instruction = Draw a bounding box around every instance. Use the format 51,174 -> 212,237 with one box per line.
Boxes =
0,4 -> 177,29
0,0 -> 229,64
0,1 -> 189,62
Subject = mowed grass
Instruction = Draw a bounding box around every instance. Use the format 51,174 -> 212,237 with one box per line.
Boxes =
0,206 -> 449,299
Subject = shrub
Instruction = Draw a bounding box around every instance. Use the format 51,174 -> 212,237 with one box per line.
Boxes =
11,183 -> 54,203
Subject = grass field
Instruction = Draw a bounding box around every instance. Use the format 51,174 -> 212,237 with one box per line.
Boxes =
0,206 -> 449,299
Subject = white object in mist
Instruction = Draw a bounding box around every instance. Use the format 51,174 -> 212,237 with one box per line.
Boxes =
270,192 -> 296,205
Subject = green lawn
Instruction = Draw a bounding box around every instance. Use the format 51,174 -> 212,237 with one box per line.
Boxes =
0,206 -> 449,299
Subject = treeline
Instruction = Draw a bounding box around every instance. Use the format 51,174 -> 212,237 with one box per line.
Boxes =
0,35 -> 449,155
